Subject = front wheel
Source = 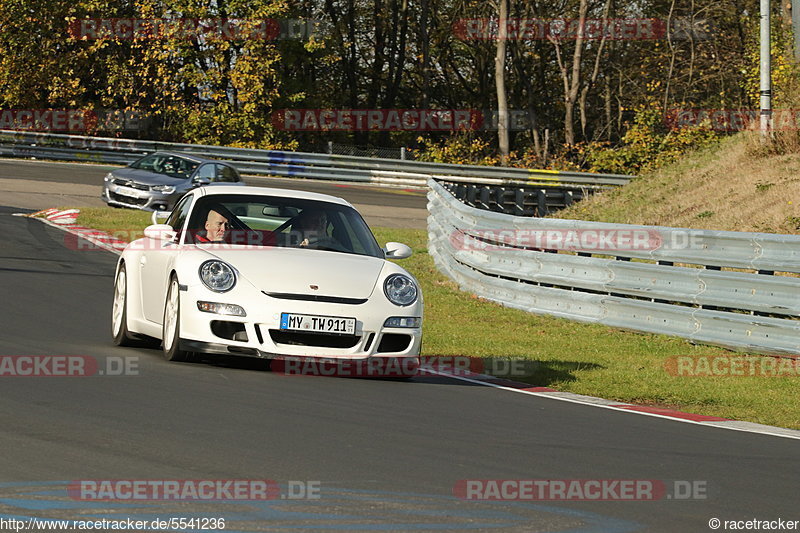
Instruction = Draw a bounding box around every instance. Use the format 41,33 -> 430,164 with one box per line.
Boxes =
112,264 -> 136,346
162,276 -> 190,362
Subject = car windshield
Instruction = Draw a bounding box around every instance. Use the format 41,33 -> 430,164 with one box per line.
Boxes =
129,154 -> 200,179
184,194 -> 384,258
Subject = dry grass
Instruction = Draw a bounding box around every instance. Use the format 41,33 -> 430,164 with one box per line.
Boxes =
560,133 -> 800,234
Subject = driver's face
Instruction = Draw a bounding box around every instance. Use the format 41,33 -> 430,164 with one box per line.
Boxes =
205,210 -> 228,242
297,211 -> 327,232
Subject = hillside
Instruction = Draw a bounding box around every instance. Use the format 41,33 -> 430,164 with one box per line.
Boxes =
558,134 -> 800,234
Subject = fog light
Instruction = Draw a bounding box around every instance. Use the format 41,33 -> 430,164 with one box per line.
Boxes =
383,317 -> 421,328
197,301 -> 246,317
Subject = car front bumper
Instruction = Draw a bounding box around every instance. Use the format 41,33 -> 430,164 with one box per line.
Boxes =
102,183 -> 181,211
176,281 -> 423,361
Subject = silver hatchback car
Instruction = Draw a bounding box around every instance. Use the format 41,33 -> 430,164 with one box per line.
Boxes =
101,152 -> 245,211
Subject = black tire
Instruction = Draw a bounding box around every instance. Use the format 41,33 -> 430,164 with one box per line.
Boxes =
162,276 -> 190,362
112,264 -> 137,346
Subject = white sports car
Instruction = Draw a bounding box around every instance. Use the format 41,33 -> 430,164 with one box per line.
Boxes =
111,186 -> 422,369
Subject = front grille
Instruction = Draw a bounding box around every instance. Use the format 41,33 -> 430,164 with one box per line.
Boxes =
109,191 -> 148,206
113,178 -> 149,191
269,330 -> 361,348
263,291 -> 367,305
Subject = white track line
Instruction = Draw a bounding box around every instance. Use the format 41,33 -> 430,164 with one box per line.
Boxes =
421,369 -> 800,441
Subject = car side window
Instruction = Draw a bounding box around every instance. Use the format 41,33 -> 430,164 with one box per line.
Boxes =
166,196 -> 193,238
216,164 -> 239,183
194,163 -> 216,182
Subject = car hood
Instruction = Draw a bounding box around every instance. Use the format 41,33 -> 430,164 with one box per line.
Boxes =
202,247 -> 385,298
112,167 -> 187,186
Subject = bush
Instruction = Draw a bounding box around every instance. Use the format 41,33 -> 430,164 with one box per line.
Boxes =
584,106 -> 720,174
411,133 -> 500,166
168,104 -> 298,150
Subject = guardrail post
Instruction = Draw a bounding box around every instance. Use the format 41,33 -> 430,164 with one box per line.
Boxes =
514,189 -> 525,216
479,187 -> 490,210
494,187 -> 505,213
537,189 -> 547,216
467,185 -> 477,207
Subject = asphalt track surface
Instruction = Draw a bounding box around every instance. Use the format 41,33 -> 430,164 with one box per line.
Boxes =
0,162 -> 798,532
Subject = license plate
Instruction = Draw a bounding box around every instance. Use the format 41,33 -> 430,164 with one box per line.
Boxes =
280,313 -> 356,335
114,185 -> 146,198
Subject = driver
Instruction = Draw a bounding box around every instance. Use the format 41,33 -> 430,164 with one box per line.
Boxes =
294,209 -> 329,247
197,209 -> 229,243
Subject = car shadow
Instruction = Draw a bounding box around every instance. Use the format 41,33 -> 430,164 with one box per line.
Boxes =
178,352 -> 604,388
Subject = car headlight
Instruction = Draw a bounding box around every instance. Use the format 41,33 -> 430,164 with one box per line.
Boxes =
151,185 -> 175,194
384,274 -> 418,306
199,260 -> 236,293
103,173 -> 114,182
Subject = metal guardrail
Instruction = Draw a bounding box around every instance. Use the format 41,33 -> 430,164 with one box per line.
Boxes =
0,130 -> 634,192
428,179 -> 800,356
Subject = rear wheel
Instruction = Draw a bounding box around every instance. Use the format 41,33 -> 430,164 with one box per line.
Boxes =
112,264 -> 136,346
162,276 -> 190,362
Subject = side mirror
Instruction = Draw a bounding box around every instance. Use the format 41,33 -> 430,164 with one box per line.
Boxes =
150,210 -> 170,225
192,177 -> 211,187
144,224 -> 177,242
384,242 -> 412,260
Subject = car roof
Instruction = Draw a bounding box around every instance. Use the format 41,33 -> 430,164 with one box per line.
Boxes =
147,151 -> 232,165
195,185 -> 352,207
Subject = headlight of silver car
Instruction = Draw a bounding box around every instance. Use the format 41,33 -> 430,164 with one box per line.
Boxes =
384,274 -> 418,306
103,173 -> 114,182
151,185 -> 175,194
199,260 -> 236,293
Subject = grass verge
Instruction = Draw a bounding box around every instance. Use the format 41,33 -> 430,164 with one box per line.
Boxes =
557,133 -> 800,235
70,207 -> 799,430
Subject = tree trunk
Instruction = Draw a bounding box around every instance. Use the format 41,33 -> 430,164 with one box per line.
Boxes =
495,0 -> 510,164
554,0 -> 588,146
